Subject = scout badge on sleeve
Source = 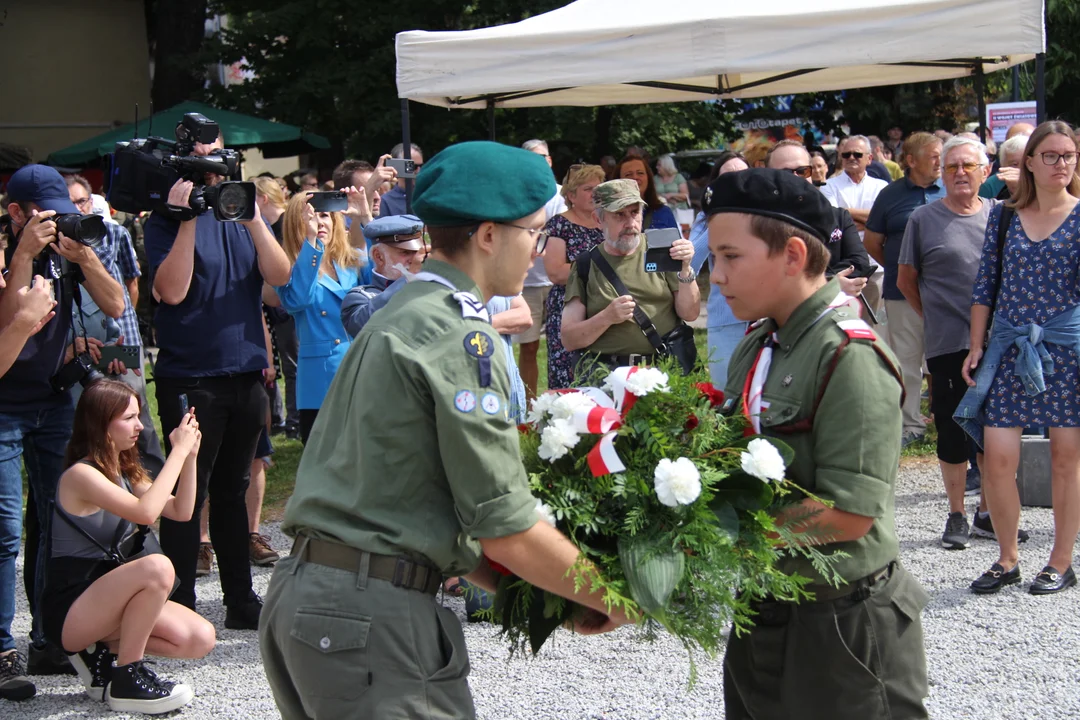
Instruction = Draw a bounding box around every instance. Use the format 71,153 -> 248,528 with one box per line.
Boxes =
464,331 -> 495,387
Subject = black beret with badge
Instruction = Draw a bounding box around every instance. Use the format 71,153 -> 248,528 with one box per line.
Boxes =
702,168 -> 836,244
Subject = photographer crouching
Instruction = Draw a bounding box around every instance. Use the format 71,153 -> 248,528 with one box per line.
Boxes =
144,132 -> 290,628
0,164 -> 125,699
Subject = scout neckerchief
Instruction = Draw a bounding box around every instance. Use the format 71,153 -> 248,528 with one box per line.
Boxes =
412,270 -> 495,387
741,290 -> 863,433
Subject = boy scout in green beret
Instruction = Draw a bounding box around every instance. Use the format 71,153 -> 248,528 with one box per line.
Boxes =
705,169 -> 930,720
258,141 -> 631,720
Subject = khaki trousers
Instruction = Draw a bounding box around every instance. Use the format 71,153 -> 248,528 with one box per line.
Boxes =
883,299 -> 926,436
259,553 -> 473,720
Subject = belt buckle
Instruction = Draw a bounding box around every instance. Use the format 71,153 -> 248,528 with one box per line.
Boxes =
393,557 -> 416,588
628,353 -> 644,365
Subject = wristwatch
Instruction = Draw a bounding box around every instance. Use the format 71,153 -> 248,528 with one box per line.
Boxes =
677,268 -> 697,284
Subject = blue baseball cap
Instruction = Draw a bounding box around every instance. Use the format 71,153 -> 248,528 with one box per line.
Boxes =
363,214 -> 425,250
6,164 -> 78,215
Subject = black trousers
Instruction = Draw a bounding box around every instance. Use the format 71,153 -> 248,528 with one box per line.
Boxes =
299,408 -> 320,445
275,316 -> 300,432
156,373 -> 267,609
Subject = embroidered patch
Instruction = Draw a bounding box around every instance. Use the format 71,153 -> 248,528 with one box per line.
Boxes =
481,393 -> 501,415
463,331 -> 495,358
454,390 -> 476,413
453,291 -> 491,322
782,374 -> 794,387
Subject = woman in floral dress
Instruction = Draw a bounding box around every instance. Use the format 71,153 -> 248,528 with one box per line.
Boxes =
544,165 -> 607,390
963,121 -> 1080,596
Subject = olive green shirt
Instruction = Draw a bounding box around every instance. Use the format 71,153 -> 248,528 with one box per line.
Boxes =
565,237 -> 681,355
281,259 -> 538,576
724,280 -> 903,585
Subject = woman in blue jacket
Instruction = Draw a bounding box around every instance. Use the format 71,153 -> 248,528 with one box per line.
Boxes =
266,191 -> 363,443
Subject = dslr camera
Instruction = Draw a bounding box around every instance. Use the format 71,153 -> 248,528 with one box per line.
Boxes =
106,112 -> 256,222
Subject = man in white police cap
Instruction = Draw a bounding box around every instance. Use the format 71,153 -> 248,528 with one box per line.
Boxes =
340,214 -> 426,337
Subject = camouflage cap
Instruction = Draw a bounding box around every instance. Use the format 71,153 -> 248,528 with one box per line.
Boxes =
592,179 -> 644,212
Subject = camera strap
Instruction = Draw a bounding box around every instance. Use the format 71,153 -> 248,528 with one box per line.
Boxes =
583,246 -> 668,355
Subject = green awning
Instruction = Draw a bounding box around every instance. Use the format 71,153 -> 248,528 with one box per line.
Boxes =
46,101 -> 330,167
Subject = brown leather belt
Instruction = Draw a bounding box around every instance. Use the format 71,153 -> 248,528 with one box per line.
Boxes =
291,535 -> 443,596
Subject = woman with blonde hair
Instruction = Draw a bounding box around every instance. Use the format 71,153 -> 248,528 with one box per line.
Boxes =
265,190 -> 364,442
42,380 -> 212,713
654,154 -> 689,210
543,164 -> 607,389
253,176 -> 288,241
959,120 -> 1080,595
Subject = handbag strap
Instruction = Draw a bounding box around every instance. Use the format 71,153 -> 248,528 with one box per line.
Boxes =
53,502 -> 116,560
991,205 -> 1015,317
586,246 -> 668,354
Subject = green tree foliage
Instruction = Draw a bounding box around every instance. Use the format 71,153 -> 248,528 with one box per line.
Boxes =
199,0 -> 1071,169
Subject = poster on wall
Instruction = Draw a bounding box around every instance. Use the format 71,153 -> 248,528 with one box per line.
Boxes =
986,101 -> 1038,143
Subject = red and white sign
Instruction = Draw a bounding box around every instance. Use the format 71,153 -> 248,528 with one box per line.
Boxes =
987,102 -> 1038,144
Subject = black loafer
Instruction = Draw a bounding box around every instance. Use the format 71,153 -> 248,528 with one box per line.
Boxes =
1029,565 -> 1077,595
971,563 -> 1021,594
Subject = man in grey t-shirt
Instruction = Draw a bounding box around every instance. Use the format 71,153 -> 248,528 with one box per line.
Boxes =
897,136 -> 996,552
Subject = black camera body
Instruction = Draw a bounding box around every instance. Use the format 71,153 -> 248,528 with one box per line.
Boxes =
50,351 -> 104,394
106,112 -> 256,222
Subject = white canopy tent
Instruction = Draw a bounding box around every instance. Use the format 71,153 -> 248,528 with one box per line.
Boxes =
395,0 -> 1045,109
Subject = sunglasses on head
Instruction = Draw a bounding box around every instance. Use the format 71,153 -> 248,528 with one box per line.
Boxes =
841,151 -> 865,160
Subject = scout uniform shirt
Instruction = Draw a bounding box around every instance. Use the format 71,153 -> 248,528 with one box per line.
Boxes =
281,258 -> 538,576
723,279 -> 905,585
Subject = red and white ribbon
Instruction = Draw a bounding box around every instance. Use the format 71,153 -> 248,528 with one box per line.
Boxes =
560,367 -> 645,477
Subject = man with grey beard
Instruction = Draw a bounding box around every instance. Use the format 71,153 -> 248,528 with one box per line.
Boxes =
560,179 -> 699,370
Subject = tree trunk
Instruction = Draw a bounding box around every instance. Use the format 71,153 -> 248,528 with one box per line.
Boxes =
149,0 -> 209,110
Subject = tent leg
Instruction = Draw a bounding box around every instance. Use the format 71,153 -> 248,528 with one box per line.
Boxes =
402,98 -> 413,214
974,63 -> 987,143
1012,65 -> 1021,103
487,99 -> 496,141
1036,53 -> 1046,123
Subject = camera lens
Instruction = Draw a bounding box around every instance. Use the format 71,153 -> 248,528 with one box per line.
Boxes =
216,184 -> 249,221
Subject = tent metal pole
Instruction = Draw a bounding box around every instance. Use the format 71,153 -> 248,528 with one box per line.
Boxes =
487,99 -> 496,140
1012,65 -> 1021,102
401,98 -> 413,214
1036,52 -> 1046,123
974,62 -> 987,144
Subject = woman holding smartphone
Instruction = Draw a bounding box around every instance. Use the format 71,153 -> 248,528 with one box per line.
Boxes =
265,190 -> 364,443
42,380 -> 214,713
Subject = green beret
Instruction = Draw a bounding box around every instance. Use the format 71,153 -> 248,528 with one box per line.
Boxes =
413,141 -> 556,227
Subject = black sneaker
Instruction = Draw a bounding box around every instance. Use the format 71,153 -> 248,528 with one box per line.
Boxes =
941,512 -> 971,550
0,650 -> 35,701
69,643 -> 115,702
965,466 -> 981,496
971,512 -> 1031,543
27,640 -> 75,676
107,660 -> 193,714
224,593 -> 263,630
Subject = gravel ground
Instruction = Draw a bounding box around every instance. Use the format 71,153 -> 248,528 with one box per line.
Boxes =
5,459 -> 1080,719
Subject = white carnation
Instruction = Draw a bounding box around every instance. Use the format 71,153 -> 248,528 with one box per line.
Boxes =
741,438 -> 786,483
527,393 -> 558,425
535,499 -> 557,527
537,419 -> 580,462
653,457 -> 702,507
549,392 -> 597,421
604,367 -> 671,398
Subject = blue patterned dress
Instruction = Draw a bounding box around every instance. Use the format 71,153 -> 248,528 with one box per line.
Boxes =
971,203 -> 1080,427
545,215 -> 604,390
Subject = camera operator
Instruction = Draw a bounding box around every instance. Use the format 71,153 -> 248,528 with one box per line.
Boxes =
0,164 -> 126,695
144,133 -> 290,629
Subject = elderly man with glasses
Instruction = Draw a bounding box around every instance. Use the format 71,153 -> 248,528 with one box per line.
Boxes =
896,136 -> 1001,551
560,179 -> 699,371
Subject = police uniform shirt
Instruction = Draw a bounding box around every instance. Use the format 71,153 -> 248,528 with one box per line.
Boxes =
723,279 -> 904,584
283,259 -> 537,576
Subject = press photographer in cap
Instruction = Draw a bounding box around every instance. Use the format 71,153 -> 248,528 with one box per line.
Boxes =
560,179 -> 700,374
260,141 -> 631,719
0,163 -> 126,696
704,168 -> 929,719
340,213 -> 426,338
143,130 -> 291,630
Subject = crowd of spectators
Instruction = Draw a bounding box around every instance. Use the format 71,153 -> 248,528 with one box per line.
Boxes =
2,116 -> 1078,711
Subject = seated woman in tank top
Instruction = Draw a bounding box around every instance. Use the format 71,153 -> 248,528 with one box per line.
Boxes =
43,380 -> 214,715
